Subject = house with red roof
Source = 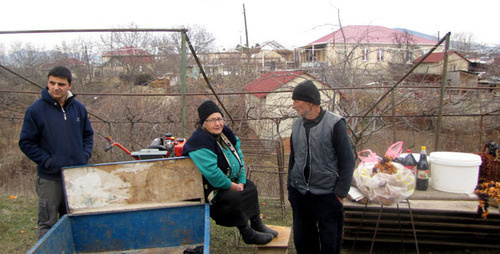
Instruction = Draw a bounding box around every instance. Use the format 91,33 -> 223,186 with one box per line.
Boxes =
298,25 -> 441,71
413,51 -> 470,74
102,47 -> 155,64
101,47 -> 155,76
244,70 -> 339,139
412,51 -> 477,86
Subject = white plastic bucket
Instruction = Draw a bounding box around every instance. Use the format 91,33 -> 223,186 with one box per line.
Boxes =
430,152 -> 482,194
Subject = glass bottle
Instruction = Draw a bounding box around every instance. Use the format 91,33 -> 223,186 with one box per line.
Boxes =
416,146 -> 429,190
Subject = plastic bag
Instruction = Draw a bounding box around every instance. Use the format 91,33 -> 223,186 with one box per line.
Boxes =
353,161 -> 415,206
358,149 -> 380,163
384,141 -> 404,160
358,141 -> 404,164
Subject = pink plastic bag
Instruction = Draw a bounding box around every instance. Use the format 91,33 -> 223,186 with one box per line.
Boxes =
358,149 -> 380,163
385,141 -> 404,160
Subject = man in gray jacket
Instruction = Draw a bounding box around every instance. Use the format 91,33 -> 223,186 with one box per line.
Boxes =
288,80 -> 355,254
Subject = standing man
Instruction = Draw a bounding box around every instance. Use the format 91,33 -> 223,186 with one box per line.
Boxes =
19,66 -> 94,240
288,80 -> 355,254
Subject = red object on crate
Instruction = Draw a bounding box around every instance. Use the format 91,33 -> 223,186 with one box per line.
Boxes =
174,138 -> 185,157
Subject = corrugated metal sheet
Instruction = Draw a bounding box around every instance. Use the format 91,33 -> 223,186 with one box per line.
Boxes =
344,200 -> 500,249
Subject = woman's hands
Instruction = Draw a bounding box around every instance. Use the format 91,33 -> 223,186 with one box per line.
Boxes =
230,182 -> 244,191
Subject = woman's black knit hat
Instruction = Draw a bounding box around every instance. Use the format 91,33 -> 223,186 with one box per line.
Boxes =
292,80 -> 321,105
198,100 -> 223,124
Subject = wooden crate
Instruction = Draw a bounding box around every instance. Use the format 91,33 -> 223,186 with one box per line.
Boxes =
28,157 -> 210,254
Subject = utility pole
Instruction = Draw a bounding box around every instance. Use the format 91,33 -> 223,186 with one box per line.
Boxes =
243,4 -> 249,47
434,33 -> 451,152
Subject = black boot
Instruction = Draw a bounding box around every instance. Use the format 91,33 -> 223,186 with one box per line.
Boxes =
238,224 -> 274,245
250,216 -> 278,238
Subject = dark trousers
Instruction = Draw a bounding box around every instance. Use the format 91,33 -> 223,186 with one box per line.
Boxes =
36,176 -> 67,240
210,179 -> 260,227
288,187 -> 344,254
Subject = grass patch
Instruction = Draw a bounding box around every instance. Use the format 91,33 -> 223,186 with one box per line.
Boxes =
0,195 -> 37,254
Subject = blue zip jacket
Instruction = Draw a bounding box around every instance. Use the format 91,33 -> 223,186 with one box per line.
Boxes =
19,88 -> 94,179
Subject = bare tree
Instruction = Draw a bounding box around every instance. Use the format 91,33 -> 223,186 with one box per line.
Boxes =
52,37 -> 99,87
392,29 -> 418,64
102,23 -> 153,50
7,42 -> 48,83
150,24 -> 216,82
0,43 -> 5,65
451,32 -> 474,52
99,23 -> 155,89
154,24 -> 215,55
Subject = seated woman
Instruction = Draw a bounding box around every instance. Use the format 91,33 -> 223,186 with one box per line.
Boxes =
182,100 -> 278,245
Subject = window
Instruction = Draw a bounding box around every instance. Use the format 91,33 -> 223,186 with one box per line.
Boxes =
377,49 -> 384,61
408,51 -> 414,62
362,48 -> 369,61
316,50 -> 325,62
306,48 -> 314,62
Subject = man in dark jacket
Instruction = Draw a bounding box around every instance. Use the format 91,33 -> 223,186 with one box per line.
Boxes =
19,66 -> 94,240
288,80 -> 355,254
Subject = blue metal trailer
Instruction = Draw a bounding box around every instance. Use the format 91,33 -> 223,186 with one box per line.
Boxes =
28,157 -> 210,254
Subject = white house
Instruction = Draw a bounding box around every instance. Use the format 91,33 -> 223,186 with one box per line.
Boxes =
244,70 -> 339,140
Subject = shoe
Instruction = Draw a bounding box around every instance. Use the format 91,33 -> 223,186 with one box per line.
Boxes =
239,225 -> 274,245
251,216 -> 279,238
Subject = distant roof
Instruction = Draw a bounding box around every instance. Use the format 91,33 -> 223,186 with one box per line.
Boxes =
259,41 -> 288,50
413,50 -> 470,63
308,25 -> 438,46
103,47 -> 154,64
244,70 -> 307,98
103,47 -> 152,57
393,28 -> 438,41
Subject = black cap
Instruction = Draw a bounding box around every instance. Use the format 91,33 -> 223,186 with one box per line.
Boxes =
198,100 -> 223,124
292,80 -> 321,105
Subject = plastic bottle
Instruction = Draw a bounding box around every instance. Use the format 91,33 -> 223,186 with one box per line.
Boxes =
416,146 -> 429,191
403,149 -> 417,175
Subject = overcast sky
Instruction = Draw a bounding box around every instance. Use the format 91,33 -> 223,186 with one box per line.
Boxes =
0,0 -> 498,50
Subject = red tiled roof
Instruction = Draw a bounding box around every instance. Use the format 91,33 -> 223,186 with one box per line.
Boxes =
244,71 -> 306,98
103,47 -> 154,64
309,25 -> 437,46
412,50 -> 469,63
103,47 -> 151,57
